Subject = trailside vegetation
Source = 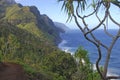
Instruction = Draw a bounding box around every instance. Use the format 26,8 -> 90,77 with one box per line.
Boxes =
0,0 -> 102,80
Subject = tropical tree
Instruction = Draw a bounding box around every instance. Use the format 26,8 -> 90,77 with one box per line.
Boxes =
73,47 -> 94,80
58,0 -> 120,80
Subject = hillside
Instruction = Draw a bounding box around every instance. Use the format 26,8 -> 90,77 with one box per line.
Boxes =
0,0 -> 16,18
0,0 -> 77,80
4,3 -> 63,45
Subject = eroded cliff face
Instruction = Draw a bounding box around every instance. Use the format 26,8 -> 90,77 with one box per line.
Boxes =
0,0 -> 16,5
0,0 -> 63,60
0,1 -> 77,80
0,0 -> 15,18
0,0 -> 63,45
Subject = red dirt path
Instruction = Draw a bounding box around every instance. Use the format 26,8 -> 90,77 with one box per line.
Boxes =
0,62 -> 27,80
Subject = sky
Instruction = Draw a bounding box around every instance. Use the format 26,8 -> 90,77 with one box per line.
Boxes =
15,0 -> 120,29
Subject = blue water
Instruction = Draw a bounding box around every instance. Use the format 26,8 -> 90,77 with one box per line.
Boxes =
59,29 -> 120,76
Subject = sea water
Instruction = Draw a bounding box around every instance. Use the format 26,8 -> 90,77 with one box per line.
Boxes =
58,29 -> 120,78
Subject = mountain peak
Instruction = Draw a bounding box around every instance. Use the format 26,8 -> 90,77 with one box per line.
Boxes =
0,0 -> 16,5
6,0 -> 15,3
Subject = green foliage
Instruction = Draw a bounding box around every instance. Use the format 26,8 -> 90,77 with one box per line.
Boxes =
0,21 -> 77,80
58,0 -> 87,21
0,1 -> 102,80
3,4 -> 61,45
5,4 -> 21,18
5,5 -> 36,24
0,21 -> 100,79
0,53 -> 2,62
0,20 -> 56,59
0,21 -> 101,80
42,51 -> 77,80
0,0 -> 13,18
7,34 -> 20,54
74,47 -> 90,71
72,47 -> 101,80
17,22 -> 43,37
58,0 -> 120,22
0,1 -> 72,80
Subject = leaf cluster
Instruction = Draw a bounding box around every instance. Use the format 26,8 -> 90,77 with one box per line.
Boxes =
58,0 -> 120,21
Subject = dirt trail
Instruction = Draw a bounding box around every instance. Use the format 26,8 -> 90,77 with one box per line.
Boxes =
0,62 -> 27,80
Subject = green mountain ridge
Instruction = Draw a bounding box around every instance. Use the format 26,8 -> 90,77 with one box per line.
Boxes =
3,3 -> 62,44
0,0 -> 78,80
0,20 -> 77,80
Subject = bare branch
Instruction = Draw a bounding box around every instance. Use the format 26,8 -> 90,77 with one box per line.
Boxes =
84,29 -> 106,80
75,2 -> 108,49
104,26 -> 114,38
73,10 -> 106,80
84,27 -> 107,80
76,2 -> 82,19
95,9 -> 114,38
73,13 -> 98,47
109,12 -> 120,27
73,14 -> 84,32
85,7 -> 109,35
81,18 -> 105,79
103,29 -> 120,77
83,1 -> 102,18
59,0 -> 120,79
76,1 -> 102,19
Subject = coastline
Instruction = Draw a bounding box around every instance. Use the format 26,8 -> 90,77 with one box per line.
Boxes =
58,33 -> 120,79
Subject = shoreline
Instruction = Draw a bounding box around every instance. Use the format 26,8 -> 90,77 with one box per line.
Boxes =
58,39 -> 120,79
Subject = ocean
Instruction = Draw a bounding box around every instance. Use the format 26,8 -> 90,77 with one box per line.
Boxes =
58,29 -> 120,77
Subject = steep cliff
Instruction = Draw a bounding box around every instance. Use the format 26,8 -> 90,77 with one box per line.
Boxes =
2,2 -> 62,45
0,0 -> 77,80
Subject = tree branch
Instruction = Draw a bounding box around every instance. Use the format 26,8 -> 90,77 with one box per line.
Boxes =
59,0 -> 120,79
95,9 -> 114,38
109,12 -> 120,27
103,29 -> 120,77
74,9 -> 106,80
85,6 -> 109,35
